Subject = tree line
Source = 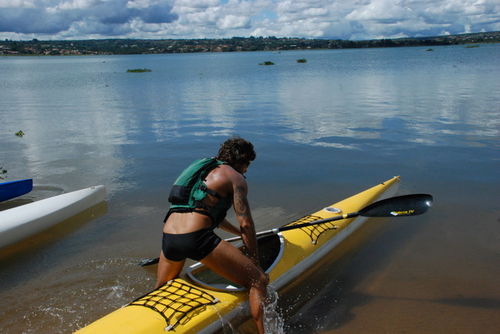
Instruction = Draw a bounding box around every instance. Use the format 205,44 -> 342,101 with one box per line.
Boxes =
1,32 -> 498,56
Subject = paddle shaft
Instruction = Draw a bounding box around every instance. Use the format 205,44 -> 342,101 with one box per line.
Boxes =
139,193 -> 432,266
224,212 -> 358,242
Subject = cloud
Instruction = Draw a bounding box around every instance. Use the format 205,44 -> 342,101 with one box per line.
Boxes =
168,0 -> 267,37
0,0 -> 178,38
0,0 -> 498,40
217,15 -> 251,29
255,0 -> 500,39
0,7 -> 71,34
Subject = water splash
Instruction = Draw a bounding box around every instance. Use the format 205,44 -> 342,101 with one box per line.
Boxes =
209,300 -> 237,333
264,286 -> 285,334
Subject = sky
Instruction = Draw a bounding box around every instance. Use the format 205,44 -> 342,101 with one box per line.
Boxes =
0,0 -> 499,41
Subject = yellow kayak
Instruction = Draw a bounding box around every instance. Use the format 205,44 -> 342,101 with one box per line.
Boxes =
76,176 -> 400,333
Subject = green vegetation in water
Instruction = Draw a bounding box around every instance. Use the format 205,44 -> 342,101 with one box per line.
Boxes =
15,130 -> 25,137
297,58 -> 307,63
0,166 -> 6,179
465,44 -> 480,48
127,68 -> 152,73
259,61 -> 275,66
426,48 -> 434,51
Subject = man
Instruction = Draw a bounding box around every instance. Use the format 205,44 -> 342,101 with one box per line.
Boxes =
156,137 -> 268,334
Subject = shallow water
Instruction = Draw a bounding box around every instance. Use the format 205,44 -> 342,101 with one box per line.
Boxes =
0,44 -> 499,333
264,287 -> 285,334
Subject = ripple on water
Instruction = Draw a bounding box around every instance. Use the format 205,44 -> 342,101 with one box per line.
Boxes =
2,257 -> 154,334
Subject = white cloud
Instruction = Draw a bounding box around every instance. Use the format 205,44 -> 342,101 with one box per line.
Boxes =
0,0 -> 498,40
48,0 -> 97,11
346,0 -> 413,22
127,0 -> 155,9
217,15 -> 251,29
0,0 -> 36,8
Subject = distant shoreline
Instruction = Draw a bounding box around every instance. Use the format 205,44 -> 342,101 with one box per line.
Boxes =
1,31 -> 498,56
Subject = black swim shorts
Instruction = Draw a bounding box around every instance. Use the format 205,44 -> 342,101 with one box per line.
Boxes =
162,228 -> 222,261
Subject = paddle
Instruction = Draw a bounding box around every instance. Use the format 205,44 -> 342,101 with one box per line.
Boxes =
139,194 -> 433,267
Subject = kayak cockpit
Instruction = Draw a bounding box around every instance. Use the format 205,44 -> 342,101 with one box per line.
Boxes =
186,233 -> 284,292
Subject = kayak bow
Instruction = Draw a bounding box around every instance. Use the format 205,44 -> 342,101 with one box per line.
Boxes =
0,185 -> 106,249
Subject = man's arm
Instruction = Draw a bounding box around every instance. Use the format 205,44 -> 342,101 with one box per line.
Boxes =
233,180 -> 260,266
219,219 -> 241,236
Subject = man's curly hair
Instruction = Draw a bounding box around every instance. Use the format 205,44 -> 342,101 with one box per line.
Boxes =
216,137 -> 256,167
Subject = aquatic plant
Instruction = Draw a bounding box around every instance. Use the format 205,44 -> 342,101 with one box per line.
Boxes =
0,166 -> 6,179
259,61 -> 275,66
465,44 -> 480,48
297,58 -> 307,63
426,48 -> 434,52
15,130 -> 24,137
127,68 -> 152,72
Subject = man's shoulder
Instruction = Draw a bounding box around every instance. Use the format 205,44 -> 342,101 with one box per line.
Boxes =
217,164 -> 236,175
216,164 -> 246,183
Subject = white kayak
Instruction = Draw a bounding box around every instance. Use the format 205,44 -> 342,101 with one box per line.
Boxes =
0,185 -> 106,249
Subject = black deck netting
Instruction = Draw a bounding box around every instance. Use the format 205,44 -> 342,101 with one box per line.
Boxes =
129,279 -> 219,331
288,214 -> 338,244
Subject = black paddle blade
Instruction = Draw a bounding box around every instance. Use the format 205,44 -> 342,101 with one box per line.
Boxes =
359,194 -> 433,217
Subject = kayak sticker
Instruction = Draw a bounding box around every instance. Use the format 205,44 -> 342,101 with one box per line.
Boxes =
390,209 -> 416,216
129,279 -> 219,331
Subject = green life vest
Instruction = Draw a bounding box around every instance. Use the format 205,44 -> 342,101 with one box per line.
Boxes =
165,158 -> 232,226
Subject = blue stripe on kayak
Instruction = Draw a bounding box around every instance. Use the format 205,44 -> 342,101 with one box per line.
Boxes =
0,179 -> 33,202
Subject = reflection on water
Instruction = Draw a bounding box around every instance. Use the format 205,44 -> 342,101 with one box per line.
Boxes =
0,44 -> 499,333
2,47 -> 498,190
276,48 -> 499,149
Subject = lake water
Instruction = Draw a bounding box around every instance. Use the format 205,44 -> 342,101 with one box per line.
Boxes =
0,44 -> 499,333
